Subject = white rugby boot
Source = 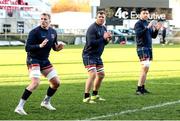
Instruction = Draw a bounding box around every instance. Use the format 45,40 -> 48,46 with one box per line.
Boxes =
41,101 -> 56,111
14,106 -> 27,115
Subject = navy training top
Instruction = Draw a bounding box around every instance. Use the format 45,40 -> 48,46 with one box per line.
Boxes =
25,26 -> 57,60
134,19 -> 159,48
82,22 -> 108,57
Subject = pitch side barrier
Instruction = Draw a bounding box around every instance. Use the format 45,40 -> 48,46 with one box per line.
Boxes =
0,33 -> 82,45
0,33 -> 137,46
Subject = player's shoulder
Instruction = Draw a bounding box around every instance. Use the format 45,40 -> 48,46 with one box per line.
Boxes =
29,26 -> 40,35
88,22 -> 96,29
49,27 -> 57,34
135,19 -> 144,28
87,22 -> 96,33
135,19 -> 142,25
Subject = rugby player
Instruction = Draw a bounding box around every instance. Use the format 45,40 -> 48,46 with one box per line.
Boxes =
82,10 -> 112,103
14,13 -> 64,115
134,8 -> 162,95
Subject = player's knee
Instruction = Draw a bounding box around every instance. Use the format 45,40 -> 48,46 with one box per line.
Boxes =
51,82 -> 60,89
143,66 -> 149,73
88,69 -> 97,78
98,72 -> 105,78
28,78 -> 40,90
50,78 -> 60,89
33,83 -> 40,90
54,82 -> 60,89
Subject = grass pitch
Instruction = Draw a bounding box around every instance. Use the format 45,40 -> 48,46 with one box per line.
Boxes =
0,44 -> 180,120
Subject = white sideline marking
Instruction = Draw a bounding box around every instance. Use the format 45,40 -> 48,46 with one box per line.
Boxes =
86,100 -> 180,120
149,82 -> 180,85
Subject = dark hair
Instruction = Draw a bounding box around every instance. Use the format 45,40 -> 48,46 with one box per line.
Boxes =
140,8 -> 149,13
97,10 -> 106,15
41,13 -> 51,20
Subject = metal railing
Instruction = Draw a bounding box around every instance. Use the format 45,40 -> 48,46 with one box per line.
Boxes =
0,32 -> 136,46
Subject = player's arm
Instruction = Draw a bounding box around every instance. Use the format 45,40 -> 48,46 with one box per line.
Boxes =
54,43 -> 64,51
25,30 -> 41,52
52,32 -> 64,51
151,22 -> 162,38
134,22 -> 147,38
86,26 -> 105,47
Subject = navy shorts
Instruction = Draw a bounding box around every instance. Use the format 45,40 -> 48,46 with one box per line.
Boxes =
82,56 -> 103,68
137,47 -> 153,61
26,57 -> 52,70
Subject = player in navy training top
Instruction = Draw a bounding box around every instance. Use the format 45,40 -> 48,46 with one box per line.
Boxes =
134,8 -> 162,95
82,10 -> 112,103
15,13 -> 64,115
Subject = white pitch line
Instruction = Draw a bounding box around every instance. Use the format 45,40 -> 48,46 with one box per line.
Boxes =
149,82 -> 180,85
86,100 -> 180,120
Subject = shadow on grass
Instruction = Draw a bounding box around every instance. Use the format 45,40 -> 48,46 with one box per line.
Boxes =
0,76 -> 180,120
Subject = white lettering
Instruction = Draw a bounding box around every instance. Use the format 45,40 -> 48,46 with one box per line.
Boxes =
122,11 -> 128,19
149,12 -> 166,20
114,7 -> 167,20
131,11 -> 138,19
115,8 -> 122,18
115,8 -> 129,19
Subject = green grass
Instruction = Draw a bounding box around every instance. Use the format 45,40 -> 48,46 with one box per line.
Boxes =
0,44 -> 180,120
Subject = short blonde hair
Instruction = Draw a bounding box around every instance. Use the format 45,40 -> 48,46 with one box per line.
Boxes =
41,13 -> 51,20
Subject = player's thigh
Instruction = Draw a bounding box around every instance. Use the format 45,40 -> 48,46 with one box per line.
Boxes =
40,60 -> 59,81
83,56 -> 97,72
137,47 -> 151,61
27,58 -> 41,79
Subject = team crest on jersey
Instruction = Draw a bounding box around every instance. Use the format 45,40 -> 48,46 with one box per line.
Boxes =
51,34 -> 55,39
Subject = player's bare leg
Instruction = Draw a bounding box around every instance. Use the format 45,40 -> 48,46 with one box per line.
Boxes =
93,72 -> 104,91
137,60 -> 150,95
41,67 -> 60,110
91,71 -> 106,101
83,68 -> 96,103
91,66 -> 105,101
15,65 -> 41,115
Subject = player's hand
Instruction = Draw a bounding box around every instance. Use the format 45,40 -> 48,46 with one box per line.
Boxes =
155,22 -> 162,30
104,32 -> 112,42
39,39 -> 48,48
147,23 -> 152,29
147,20 -> 156,28
55,43 -> 64,51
